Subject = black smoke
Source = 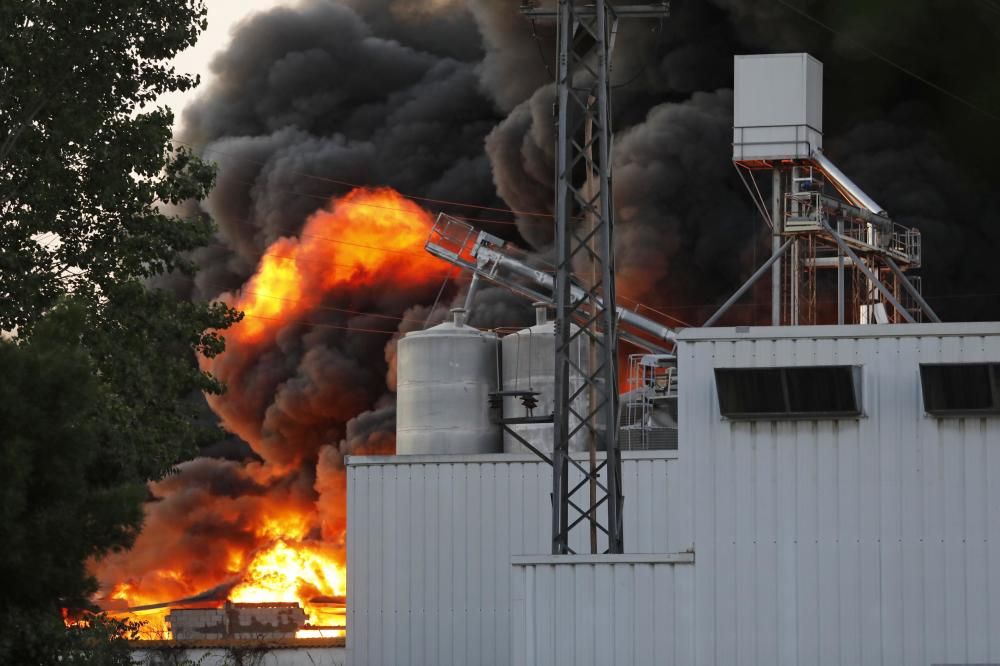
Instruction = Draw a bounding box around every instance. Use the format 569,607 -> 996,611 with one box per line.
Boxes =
99,0 -> 1000,600
182,0 -> 1000,365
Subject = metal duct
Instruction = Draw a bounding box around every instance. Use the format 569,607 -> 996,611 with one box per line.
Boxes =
811,149 -> 886,215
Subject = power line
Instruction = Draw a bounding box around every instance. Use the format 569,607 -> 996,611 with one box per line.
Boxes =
528,17 -> 554,79
620,295 -> 693,327
611,13 -> 667,90
251,250 -> 454,277
639,291 -> 1000,312
215,287 -> 431,326
209,215 -> 690,327
204,252 -> 690,332
171,138 -> 557,220
237,312 -> 399,335
977,0 -> 1000,16
212,170 -> 536,229
774,0 -> 1000,123
294,230 -> 429,258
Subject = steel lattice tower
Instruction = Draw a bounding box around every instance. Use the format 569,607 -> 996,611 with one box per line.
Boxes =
521,1 -> 669,555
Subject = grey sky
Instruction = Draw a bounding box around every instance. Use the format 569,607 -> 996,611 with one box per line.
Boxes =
159,0 -> 292,128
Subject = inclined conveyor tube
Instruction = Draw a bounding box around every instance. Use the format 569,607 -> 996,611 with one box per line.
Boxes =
471,243 -> 679,347
811,149 -> 885,216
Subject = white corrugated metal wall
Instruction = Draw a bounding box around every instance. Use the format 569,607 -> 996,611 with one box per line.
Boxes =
680,323 -> 1000,666
511,555 -> 695,666
345,451 -> 686,666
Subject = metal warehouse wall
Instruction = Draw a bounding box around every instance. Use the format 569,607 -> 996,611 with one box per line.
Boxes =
511,554 -> 695,666
678,322 -> 1000,666
345,451 -> 686,666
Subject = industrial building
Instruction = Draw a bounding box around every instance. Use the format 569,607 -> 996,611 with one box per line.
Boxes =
344,50 -> 1000,666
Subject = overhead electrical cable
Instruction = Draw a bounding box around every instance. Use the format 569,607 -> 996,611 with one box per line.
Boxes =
611,12 -> 667,90
211,171 -> 537,229
774,0 -> 1000,123
237,313 -> 399,335
170,137 -> 556,219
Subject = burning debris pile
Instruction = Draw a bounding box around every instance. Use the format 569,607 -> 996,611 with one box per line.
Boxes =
167,602 -> 307,641
93,188 -> 445,637
90,0 -> 1000,639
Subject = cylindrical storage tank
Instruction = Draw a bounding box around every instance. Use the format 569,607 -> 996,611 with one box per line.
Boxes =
396,308 -> 501,455
501,304 -> 593,453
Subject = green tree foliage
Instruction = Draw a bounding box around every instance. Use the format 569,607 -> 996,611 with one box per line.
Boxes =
0,307 -> 142,664
0,1 -> 240,469
0,0 -> 240,660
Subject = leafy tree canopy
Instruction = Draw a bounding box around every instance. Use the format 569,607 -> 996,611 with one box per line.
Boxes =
0,0 -> 240,474
0,0 -> 240,659
0,304 -> 140,612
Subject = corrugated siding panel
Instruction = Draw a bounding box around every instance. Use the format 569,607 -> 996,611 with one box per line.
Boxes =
346,452 -> 681,666
680,328 -> 1000,666
512,559 -> 695,666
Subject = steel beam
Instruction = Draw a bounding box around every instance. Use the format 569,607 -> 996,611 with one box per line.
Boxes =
704,239 -> 793,327
885,256 -> 941,323
522,2 -> 670,18
837,218 -> 845,324
519,0 -> 667,557
812,149 -> 885,215
822,222 -> 916,324
771,169 -> 782,325
463,271 -> 481,312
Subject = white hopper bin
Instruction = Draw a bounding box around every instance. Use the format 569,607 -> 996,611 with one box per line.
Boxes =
733,53 -> 823,161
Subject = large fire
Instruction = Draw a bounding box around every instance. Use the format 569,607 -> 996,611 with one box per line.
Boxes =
226,186 -> 442,345
96,187 -> 443,640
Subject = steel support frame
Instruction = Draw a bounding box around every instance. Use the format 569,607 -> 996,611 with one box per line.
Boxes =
704,238 -> 793,327
522,0 -> 668,556
771,169 -> 783,325
821,222 -> 916,324
885,256 -> 940,323
551,0 -> 624,555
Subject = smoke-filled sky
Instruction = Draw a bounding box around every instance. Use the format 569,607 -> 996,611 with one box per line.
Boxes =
168,0 -> 1000,320
97,0 -> 1000,604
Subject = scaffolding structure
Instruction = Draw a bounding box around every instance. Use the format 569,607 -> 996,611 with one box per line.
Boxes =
726,159 -> 936,326
519,0 -> 671,555
711,54 -> 939,327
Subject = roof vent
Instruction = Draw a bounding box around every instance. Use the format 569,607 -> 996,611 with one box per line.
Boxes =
920,363 -> 1000,416
715,365 -> 862,419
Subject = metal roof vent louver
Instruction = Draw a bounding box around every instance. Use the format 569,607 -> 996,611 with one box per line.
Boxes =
715,365 -> 863,419
920,362 -> 1000,416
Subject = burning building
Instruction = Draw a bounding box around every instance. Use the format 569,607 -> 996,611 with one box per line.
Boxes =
166,602 -> 306,641
344,51 -> 1000,665
86,1 -> 1000,665
92,188 -> 435,645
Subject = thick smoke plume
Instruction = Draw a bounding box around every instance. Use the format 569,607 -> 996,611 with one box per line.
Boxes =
96,0 -> 1000,607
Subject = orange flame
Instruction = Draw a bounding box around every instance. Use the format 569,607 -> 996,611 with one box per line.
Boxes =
226,186 -> 442,344
230,540 -> 346,635
99,187 -> 443,640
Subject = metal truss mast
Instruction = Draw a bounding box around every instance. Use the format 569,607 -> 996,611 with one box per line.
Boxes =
520,1 -> 669,555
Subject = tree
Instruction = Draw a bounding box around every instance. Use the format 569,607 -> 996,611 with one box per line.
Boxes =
0,0 -> 239,658
0,305 -> 142,665
0,1 -> 240,469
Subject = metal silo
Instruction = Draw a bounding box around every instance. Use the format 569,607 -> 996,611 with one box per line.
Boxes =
396,308 -> 501,455
501,304 -> 591,453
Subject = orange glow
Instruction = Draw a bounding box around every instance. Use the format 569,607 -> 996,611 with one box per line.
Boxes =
99,187 -> 440,641
103,537 -> 346,640
229,540 -> 345,626
223,187 -> 441,344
